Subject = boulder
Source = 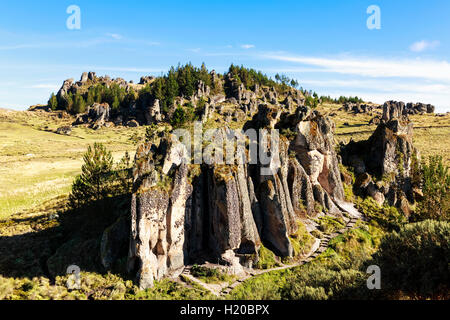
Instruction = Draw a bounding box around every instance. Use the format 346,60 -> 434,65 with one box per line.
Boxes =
56,126 -> 72,135
144,99 -> 162,124
89,103 -> 110,129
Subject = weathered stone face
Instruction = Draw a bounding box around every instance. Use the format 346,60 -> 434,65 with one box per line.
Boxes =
144,99 -> 162,125
126,86 -> 351,289
128,137 -> 192,289
342,102 -> 416,211
292,112 -> 345,202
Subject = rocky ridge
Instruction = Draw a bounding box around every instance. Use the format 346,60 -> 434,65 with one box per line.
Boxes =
46,71 -> 423,289
124,93 -> 375,288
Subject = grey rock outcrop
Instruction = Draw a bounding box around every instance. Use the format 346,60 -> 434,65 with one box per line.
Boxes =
89,103 -> 110,130
144,99 -> 162,124
383,100 -> 435,121
342,102 -> 416,212
127,136 -> 192,289
56,78 -> 74,101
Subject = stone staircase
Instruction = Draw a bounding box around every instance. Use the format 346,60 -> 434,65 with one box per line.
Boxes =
181,203 -> 363,297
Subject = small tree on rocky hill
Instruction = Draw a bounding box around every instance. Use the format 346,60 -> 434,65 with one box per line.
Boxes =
69,143 -> 114,208
48,93 -> 58,110
73,93 -> 86,114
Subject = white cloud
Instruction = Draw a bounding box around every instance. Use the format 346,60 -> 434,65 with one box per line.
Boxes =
410,40 -> 440,52
106,33 -> 123,40
262,54 -> 450,82
259,52 -> 450,112
241,44 -> 255,49
298,79 -> 450,94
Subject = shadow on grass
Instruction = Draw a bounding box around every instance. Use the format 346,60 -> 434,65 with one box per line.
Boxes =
0,194 -> 131,282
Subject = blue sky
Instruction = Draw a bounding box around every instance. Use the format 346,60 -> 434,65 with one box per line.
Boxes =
1,0 -> 449,112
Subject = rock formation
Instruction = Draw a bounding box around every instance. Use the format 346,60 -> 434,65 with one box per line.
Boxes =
128,103 -> 348,289
55,70 -> 306,129
73,102 -> 111,130
342,101 -> 417,213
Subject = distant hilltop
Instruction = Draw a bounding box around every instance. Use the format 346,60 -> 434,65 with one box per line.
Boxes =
35,64 -> 310,129
29,63 -> 436,130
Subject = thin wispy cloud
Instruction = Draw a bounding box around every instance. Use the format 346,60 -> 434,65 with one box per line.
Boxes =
257,52 -> 450,111
27,84 -> 59,89
261,53 -> 450,82
241,44 -> 255,49
410,40 -> 440,52
299,79 -> 450,95
0,38 -> 114,51
106,33 -> 123,40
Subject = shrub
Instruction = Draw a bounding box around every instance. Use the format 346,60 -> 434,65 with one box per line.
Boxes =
355,197 -> 406,231
254,245 -> 280,269
290,222 -> 315,257
281,264 -> 365,300
416,156 -> 450,221
171,104 -> 197,128
371,220 -> 450,299
190,265 -> 234,284
315,216 -> 345,234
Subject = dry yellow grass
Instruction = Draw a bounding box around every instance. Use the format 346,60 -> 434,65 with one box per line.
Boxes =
1,104 -> 449,218
0,109 -> 144,218
317,103 -> 450,165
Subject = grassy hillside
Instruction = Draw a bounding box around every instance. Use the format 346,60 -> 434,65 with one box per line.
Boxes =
2,105 -> 448,219
316,103 -> 450,165
0,109 -> 144,218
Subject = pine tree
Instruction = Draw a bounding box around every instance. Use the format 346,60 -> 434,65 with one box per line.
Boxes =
198,62 -> 211,87
112,95 -> 120,111
86,90 -> 95,106
73,93 -> 86,114
166,67 -> 179,107
63,92 -> 74,112
48,93 -> 58,110
69,143 -> 114,208
417,156 -> 450,221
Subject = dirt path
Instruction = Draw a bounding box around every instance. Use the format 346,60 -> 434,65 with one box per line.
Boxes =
179,201 -> 364,297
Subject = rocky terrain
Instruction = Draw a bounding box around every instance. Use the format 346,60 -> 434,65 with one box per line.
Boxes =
3,66 -> 446,299
52,69 -> 420,289
340,101 -> 435,116
50,70 -> 305,131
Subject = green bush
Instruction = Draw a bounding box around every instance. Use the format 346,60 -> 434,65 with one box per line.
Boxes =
416,156 -> 450,221
190,265 -> 234,284
355,197 -> 406,231
281,264 -> 365,300
314,216 -> 345,234
371,220 -> 450,299
254,245 -> 280,269
289,222 -> 315,257
47,93 -> 58,110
